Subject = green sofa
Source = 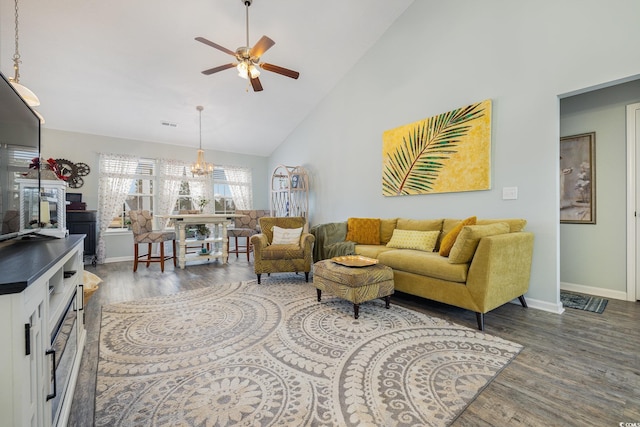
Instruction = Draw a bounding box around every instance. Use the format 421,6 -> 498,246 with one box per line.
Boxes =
310,217 -> 534,330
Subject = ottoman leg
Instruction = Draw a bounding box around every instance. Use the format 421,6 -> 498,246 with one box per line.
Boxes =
317,288 -> 322,302
353,304 -> 360,319
384,295 -> 391,309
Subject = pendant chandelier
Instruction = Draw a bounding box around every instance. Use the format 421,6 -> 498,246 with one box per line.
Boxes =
190,106 -> 214,176
9,0 -> 40,108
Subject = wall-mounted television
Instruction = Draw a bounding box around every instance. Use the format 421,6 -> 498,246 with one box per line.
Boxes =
0,71 -> 41,242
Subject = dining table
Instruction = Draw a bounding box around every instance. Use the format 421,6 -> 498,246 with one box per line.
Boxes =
157,213 -> 244,269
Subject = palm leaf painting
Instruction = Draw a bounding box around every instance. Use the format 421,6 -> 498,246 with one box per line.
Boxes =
382,99 -> 492,196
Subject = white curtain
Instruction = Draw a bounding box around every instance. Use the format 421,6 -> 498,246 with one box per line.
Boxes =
224,166 -> 253,210
190,174 -> 215,213
157,159 -> 187,227
96,153 -> 139,263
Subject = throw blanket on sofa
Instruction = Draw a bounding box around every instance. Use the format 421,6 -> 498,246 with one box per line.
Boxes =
311,222 -> 355,261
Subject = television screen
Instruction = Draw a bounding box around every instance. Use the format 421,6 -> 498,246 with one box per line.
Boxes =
0,71 -> 41,242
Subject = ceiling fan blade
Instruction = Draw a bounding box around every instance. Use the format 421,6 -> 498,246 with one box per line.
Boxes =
195,37 -> 236,56
201,63 -> 236,75
249,35 -> 275,59
250,75 -> 264,92
260,63 -> 300,80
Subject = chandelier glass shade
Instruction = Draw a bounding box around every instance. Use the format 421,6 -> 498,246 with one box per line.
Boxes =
190,106 -> 213,176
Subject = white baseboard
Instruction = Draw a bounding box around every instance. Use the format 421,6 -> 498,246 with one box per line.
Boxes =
512,297 -> 565,314
104,256 -> 133,264
560,281 -> 627,301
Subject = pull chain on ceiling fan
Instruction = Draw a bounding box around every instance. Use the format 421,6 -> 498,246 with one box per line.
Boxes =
195,0 -> 300,92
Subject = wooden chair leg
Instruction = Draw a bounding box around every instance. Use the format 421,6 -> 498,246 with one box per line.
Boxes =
245,236 -> 251,261
160,242 -> 165,272
133,243 -> 139,272
235,236 -> 240,258
146,243 -> 152,267
172,240 -> 177,267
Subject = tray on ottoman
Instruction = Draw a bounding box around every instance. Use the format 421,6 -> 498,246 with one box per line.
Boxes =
314,258 -> 394,319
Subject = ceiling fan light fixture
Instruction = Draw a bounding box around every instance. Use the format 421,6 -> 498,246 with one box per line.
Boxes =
236,61 -> 260,79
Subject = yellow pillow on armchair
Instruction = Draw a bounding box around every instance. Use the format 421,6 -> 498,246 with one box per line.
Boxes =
439,216 -> 476,256
345,217 -> 381,245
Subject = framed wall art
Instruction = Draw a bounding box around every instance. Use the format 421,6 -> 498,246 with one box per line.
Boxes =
560,132 -> 595,224
381,99 -> 491,196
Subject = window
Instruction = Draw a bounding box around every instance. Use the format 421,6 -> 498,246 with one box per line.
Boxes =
213,168 -> 237,214
109,158 -> 155,229
103,159 -> 252,230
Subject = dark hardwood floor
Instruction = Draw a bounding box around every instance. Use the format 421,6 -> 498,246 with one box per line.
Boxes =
69,257 -> 640,426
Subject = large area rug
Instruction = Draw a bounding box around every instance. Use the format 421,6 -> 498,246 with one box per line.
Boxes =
95,277 -> 522,426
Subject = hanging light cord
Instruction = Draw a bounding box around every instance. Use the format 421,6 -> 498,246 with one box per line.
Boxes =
245,1 -> 250,48
198,105 -> 203,149
12,0 -> 22,82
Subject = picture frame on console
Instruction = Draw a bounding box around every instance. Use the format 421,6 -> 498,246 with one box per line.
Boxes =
560,132 -> 596,224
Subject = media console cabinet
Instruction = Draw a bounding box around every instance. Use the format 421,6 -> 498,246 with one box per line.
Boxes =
0,235 -> 86,427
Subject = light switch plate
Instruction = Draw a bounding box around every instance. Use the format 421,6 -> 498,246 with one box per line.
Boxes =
502,186 -> 518,200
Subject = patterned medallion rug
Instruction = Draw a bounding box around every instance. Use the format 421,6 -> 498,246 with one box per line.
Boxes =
94,277 -> 522,426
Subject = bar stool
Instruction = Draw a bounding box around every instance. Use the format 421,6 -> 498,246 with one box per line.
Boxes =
129,210 -> 176,272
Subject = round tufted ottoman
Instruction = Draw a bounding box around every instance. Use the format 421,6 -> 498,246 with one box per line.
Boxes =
313,258 -> 394,319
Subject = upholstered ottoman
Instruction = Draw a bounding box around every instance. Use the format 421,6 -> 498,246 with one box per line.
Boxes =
313,258 -> 394,319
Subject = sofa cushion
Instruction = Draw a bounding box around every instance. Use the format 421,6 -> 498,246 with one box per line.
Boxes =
396,218 -> 443,232
477,218 -> 527,232
346,217 -> 381,245
386,229 -> 439,252
355,244 -> 395,259
377,249 -> 469,283
261,244 -> 305,260
439,216 -> 477,256
379,218 -> 398,245
448,222 -> 510,264
443,218 -> 527,234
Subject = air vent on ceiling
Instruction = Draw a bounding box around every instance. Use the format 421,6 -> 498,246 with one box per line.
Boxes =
161,121 -> 177,128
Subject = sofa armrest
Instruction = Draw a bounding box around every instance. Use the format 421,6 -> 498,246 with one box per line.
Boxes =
250,233 -> 269,262
466,232 -> 534,312
310,221 -> 347,261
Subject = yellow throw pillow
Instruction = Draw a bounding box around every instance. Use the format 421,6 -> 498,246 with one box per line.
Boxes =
439,216 -> 476,257
345,217 -> 381,245
448,222 -> 510,264
386,229 -> 440,252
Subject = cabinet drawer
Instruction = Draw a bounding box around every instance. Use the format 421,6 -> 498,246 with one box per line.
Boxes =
66,211 -> 96,222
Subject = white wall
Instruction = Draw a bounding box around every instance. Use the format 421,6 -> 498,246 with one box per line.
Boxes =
268,0 -> 640,309
41,128 -> 270,261
560,80 -> 640,299
41,128 -> 270,210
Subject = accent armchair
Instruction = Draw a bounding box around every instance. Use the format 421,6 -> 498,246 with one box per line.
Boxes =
250,216 -> 315,284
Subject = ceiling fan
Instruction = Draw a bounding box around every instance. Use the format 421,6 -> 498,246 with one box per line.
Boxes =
195,0 -> 300,92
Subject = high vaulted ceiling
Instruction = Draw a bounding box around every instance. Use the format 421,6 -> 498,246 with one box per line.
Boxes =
0,0 -> 414,156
